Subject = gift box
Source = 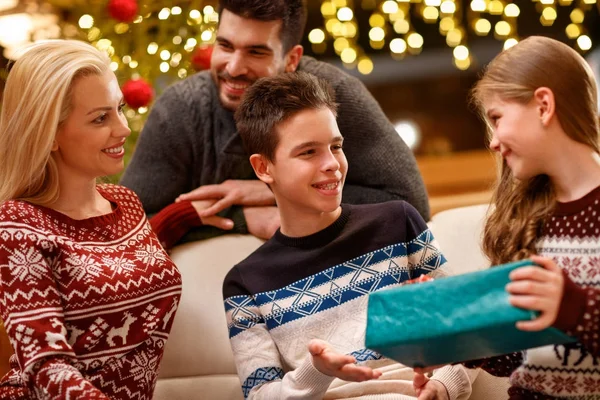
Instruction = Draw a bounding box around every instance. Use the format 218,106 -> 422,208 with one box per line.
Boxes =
365,260 -> 576,368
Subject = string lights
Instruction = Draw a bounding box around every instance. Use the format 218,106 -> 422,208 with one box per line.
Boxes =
309,0 -> 597,71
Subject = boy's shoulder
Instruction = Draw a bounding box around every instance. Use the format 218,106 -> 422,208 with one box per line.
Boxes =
345,200 -> 422,225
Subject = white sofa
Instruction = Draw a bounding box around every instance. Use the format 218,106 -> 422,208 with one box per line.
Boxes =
153,204 -> 510,400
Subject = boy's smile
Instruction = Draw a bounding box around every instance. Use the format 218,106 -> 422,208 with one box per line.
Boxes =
265,107 -> 348,236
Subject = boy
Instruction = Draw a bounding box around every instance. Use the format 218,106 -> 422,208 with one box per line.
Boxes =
223,72 -> 473,399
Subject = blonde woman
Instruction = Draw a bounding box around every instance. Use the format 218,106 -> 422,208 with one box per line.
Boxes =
0,40 -> 182,399
414,36 -> 600,399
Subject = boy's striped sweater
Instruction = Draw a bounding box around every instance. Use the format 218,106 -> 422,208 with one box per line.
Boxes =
223,201 -> 474,400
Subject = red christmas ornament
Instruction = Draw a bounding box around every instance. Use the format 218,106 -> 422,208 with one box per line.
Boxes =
122,78 -> 154,109
107,0 -> 138,23
191,45 -> 214,71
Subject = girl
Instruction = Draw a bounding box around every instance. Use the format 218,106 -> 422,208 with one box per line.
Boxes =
417,35 -> 600,399
0,40 -> 182,399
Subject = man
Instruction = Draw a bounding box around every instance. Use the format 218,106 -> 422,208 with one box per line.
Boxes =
121,0 -> 429,242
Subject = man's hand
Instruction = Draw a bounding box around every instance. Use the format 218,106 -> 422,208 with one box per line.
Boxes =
308,339 -> 382,382
506,255 -> 564,331
243,206 -> 280,240
413,372 -> 450,400
191,200 -> 234,230
177,180 -> 275,217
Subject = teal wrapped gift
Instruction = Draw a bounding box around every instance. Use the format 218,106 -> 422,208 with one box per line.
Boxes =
365,260 -> 576,368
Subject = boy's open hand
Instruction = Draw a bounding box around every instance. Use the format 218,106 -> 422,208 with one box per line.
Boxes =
413,371 -> 449,400
506,255 -> 564,331
308,339 -> 382,382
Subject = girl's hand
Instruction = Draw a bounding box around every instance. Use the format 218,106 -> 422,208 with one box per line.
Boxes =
308,339 -> 382,382
506,255 -> 564,331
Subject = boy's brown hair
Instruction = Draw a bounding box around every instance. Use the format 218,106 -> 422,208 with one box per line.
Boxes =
235,71 -> 338,162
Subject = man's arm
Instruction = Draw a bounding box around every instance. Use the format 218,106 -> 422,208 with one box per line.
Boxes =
333,73 -> 430,220
120,82 -> 199,214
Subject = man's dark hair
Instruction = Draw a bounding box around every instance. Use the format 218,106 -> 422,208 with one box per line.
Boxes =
218,0 -> 307,53
235,72 -> 338,162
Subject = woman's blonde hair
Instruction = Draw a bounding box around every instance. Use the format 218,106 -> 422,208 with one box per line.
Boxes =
0,40 -> 111,204
472,36 -> 600,265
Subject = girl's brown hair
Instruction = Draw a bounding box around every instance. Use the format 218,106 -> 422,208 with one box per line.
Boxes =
472,36 -> 600,265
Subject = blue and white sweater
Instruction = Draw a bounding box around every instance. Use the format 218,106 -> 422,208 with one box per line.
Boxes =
223,201 -> 474,400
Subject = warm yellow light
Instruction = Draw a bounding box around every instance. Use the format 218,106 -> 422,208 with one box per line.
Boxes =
570,9 -> 584,23
454,56 -> 471,70
333,0 -> 347,7
407,32 -> 424,48
357,57 -> 374,75
488,0 -> 503,15
110,61 -> 119,71
325,19 -> 338,33
341,22 -> 357,37
558,0 -> 573,4
160,62 -> 170,73
470,0 -> 486,12
565,23 -> 580,39
334,37 -> 350,53
446,28 -> 463,46
147,42 -> 159,55
540,0 -> 554,4
114,23 -> 129,34
122,55 -> 131,64
494,21 -> 511,36
370,13 -> 386,27
171,6 -> 182,15
440,1 -> 456,13
173,36 -> 182,45
337,7 -> 354,21
394,19 -> 410,34
390,38 -> 407,53
453,45 -> 469,60
577,35 -> 592,51
178,69 -> 188,79
129,60 -> 138,68
503,38 -> 518,50
424,0 -> 441,6
504,3 -> 520,17
583,0 -> 596,4
389,10 -> 406,21
474,18 -> 491,35
172,53 -> 182,63
78,15 -> 94,29
369,27 -> 385,41
382,0 -> 399,13
88,27 -> 101,41
138,107 -> 148,114
189,10 -> 201,19
309,28 -> 326,43
133,16 -> 143,24
160,50 -> 171,61
370,39 -> 385,50
158,8 -> 170,20
439,17 -> 455,33
184,38 -> 197,52
340,47 -> 357,63
321,2 -> 336,17
423,6 -> 439,21
542,7 -> 557,21
201,30 -> 213,42
96,39 -> 112,50
203,5 -> 214,15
